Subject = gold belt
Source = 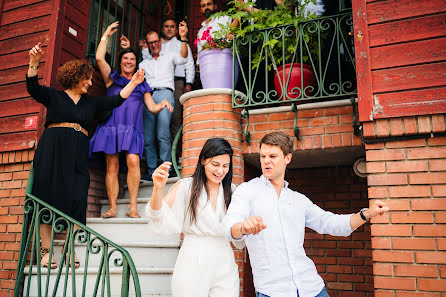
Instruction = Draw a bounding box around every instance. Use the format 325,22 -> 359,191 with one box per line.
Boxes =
47,122 -> 88,137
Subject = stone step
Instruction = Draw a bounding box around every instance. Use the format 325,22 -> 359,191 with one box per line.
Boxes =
24,266 -> 172,297
124,177 -> 180,199
50,240 -> 179,269
99,177 -> 180,218
86,218 -> 181,245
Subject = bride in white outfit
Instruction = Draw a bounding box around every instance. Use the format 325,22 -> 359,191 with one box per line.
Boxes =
145,138 -> 242,297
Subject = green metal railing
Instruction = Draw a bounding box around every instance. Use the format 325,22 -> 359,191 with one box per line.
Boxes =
232,10 -> 356,108
171,125 -> 183,178
86,0 -> 145,67
15,166 -> 141,297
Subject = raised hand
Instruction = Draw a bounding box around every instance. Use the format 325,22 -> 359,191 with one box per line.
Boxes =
104,21 -> 119,38
120,35 -> 130,49
160,99 -> 173,112
138,39 -> 148,49
152,162 -> 172,189
131,69 -> 145,85
29,42 -> 42,65
241,216 -> 267,235
366,200 -> 389,219
178,21 -> 188,40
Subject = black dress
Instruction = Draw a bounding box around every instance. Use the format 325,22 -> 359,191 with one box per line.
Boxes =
26,75 -> 125,224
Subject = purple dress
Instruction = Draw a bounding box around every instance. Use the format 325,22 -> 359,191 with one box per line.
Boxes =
89,70 -> 152,158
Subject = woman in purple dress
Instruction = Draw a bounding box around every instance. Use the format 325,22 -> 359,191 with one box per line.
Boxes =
90,22 -> 173,218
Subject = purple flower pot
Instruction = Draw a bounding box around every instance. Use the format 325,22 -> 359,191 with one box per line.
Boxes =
198,48 -> 240,89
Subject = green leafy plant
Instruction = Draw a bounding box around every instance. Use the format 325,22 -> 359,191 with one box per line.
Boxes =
214,0 -> 319,70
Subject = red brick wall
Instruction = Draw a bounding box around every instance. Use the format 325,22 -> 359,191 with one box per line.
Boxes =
242,104 -> 361,154
0,149 -> 33,296
365,117 -> 446,296
182,93 -> 244,184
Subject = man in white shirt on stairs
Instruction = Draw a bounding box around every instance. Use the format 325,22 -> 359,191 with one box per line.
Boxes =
141,18 -> 195,158
137,22 -> 189,181
223,131 -> 389,297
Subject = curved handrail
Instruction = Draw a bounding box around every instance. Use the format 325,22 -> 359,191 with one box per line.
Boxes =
171,125 -> 183,178
15,165 -> 141,297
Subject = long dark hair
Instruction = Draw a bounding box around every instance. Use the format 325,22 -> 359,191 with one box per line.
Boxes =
115,48 -> 139,75
188,138 -> 234,223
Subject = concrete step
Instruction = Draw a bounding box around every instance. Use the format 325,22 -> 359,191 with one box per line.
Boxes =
24,266 -> 172,297
99,177 -> 180,218
50,240 -> 179,269
86,218 -> 181,245
124,177 -> 180,199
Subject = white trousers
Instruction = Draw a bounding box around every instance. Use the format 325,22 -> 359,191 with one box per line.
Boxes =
172,235 -> 240,297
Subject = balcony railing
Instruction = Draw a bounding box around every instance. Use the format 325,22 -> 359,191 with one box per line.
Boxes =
86,0 -> 145,67
232,10 -> 357,108
15,166 -> 141,297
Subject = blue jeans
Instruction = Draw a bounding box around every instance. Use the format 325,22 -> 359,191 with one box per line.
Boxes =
143,89 -> 174,174
256,287 -> 329,297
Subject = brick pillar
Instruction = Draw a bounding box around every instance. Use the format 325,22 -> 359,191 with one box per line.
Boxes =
364,115 -> 446,296
180,89 -> 244,185
0,149 -> 34,295
180,89 -> 245,296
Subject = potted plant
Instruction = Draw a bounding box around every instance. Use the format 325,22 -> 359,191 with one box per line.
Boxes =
194,22 -> 240,89
220,0 -> 319,101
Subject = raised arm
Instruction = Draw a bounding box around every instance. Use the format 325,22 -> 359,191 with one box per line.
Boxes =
119,69 -> 145,98
26,42 -> 52,105
96,21 -> 119,88
150,162 -> 173,211
350,199 -> 389,230
178,21 -> 188,58
184,44 -> 195,92
28,42 -> 42,78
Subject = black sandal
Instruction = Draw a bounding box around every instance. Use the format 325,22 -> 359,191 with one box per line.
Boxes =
40,246 -> 57,269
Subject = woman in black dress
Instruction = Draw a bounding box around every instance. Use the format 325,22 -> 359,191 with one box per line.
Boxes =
27,42 -> 145,268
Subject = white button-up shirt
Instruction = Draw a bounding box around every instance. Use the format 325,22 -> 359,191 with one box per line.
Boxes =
222,175 -> 354,297
196,15 -> 232,53
138,51 -> 186,91
142,37 -> 195,84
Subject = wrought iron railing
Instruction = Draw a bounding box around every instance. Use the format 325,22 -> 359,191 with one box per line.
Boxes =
232,10 -> 356,108
171,125 -> 183,178
15,166 -> 141,297
86,0 -> 145,67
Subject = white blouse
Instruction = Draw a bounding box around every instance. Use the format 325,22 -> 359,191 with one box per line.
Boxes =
145,177 -> 243,249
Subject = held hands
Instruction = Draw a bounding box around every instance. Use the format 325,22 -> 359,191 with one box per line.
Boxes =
160,99 -> 173,112
130,69 -> 145,85
241,216 -> 267,235
29,42 -> 42,65
178,21 -> 188,40
120,35 -> 130,49
365,200 -> 389,219
152,162 -> 172,189
104,21 -> 119,38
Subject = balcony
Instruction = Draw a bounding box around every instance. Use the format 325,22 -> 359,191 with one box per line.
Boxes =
232,9 -> 356,109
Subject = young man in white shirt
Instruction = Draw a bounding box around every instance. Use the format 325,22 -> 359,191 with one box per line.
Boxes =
138,22 -> 189,180
141,18 -> 195,149
223,131 -> 389,297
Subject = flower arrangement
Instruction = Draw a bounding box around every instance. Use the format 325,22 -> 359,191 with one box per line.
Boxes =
194,25 -> 233,51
